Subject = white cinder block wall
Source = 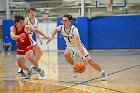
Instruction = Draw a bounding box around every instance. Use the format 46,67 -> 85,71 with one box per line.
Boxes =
38,20 -> 58,51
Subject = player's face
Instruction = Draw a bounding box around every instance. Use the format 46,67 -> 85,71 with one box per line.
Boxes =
29,10 -> 36,18
62,17 -> 71,27
16,20 -> 24,27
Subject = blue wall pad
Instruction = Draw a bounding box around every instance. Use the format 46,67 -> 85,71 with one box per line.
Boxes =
89,15 -> 140,49
77,17 -> 89,49
2,19 -> 16,50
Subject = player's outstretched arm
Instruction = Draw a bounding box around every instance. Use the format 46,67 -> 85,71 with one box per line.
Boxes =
10,26 -> 25,40
46,28 -> 59,44
25,25 -> 49,39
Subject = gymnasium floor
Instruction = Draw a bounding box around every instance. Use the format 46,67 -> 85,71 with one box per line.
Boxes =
0,50 -> 140,93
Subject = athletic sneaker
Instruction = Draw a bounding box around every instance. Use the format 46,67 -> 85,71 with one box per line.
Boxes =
25,71 -> 32,79
30,66 -> 38,74
16,70 -> 26,77
36,68 -> 45,77
73,71 -> 77,78
101,72 -> 108,81
7,52 -> 10,55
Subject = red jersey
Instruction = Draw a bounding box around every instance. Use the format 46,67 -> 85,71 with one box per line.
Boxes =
13,24 -> 33,55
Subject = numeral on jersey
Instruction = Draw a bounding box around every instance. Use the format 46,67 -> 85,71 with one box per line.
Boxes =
67,37 -> 71,42
20,38 -> 24,42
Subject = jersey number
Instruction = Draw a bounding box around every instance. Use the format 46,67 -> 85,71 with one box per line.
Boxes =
67,37 -> 71,42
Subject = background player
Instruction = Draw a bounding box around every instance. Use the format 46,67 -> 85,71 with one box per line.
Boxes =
2,34 -> 12,55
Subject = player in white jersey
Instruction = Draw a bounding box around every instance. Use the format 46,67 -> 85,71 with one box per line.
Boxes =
46,14 -> 108,81
16,8 -> 44,76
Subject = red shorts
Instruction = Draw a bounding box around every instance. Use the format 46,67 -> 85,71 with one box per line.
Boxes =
17,44 -> 33,55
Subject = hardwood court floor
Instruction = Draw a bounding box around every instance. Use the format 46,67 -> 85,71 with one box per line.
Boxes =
0,50 -> 140,93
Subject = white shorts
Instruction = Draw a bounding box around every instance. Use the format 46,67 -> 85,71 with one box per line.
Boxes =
66,45 -> 91,61
32,39 -> 37,47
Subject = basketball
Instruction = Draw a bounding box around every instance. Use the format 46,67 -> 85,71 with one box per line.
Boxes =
73,62 -> 86,73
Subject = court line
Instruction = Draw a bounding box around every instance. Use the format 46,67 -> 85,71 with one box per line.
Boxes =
83,83 -> 124,93
57,64 -> 140,92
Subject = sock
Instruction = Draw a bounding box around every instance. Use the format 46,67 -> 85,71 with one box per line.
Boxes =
101,69 -> 104,73
18,68 -> 23,72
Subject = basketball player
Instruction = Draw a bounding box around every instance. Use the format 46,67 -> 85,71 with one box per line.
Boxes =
17,8 -> 44,76
46,14 -> 108,80
10,15 -> 48,79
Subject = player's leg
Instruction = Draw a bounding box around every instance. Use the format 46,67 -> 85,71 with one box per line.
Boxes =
80,47 -> 108,80
6,45 -> 11,55
8,43 -> 12,55
64,48 -> 75,66
16,55 -> 29,77
31,41 -> 43,72
17,57 -> 29,72
26,49 -> 45,77
3,44 -> 7,54
33,45 -> 43,64
64,47 -> 77,77
5,45 -> 9,53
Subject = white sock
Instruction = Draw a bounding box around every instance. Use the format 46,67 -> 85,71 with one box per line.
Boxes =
18,68 -> 22,72
101,69 -> 104,73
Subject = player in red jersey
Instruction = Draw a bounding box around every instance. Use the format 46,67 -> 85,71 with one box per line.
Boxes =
10,15 -> 49,79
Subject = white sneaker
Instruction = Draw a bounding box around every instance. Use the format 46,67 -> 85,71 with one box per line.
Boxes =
16,70 -> 26,77
36,68 -> 45,77
25,71 -> 32,79
7,52 -> 10,55
101,72 -> 108,81
30,66 -> 38,74
73,71 -> 77,78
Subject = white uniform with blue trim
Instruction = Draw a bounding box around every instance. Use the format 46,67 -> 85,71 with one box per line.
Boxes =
57,25 -> 91,61
25,17 -> 38,46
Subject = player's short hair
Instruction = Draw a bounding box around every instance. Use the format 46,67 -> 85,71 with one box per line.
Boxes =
63,14 -> 73,21
28,8 -> 36,12
14,15 -> 25,22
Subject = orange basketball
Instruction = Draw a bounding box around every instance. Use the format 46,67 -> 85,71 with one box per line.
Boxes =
73,62 -> 86,73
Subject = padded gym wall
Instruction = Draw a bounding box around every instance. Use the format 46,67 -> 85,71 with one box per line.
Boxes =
89,15 -> 140,49
2,19 -> 16,50
77,17 -> 89,49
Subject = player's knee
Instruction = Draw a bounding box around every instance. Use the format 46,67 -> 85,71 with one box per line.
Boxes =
27,55 -> 34,61
36,50 -> 43,57
64,52 -> 71,58
29,57 -> 34,62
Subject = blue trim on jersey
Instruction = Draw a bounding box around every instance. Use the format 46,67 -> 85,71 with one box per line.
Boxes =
81,43 -> 86,48
85,54 -> 90,58
71,26 -> 76,36
64,26 -> 71,35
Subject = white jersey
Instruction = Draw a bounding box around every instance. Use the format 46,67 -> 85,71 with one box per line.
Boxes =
57,25 -> 91,61
25,17 -> 38,38
57,25 -> 80,48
